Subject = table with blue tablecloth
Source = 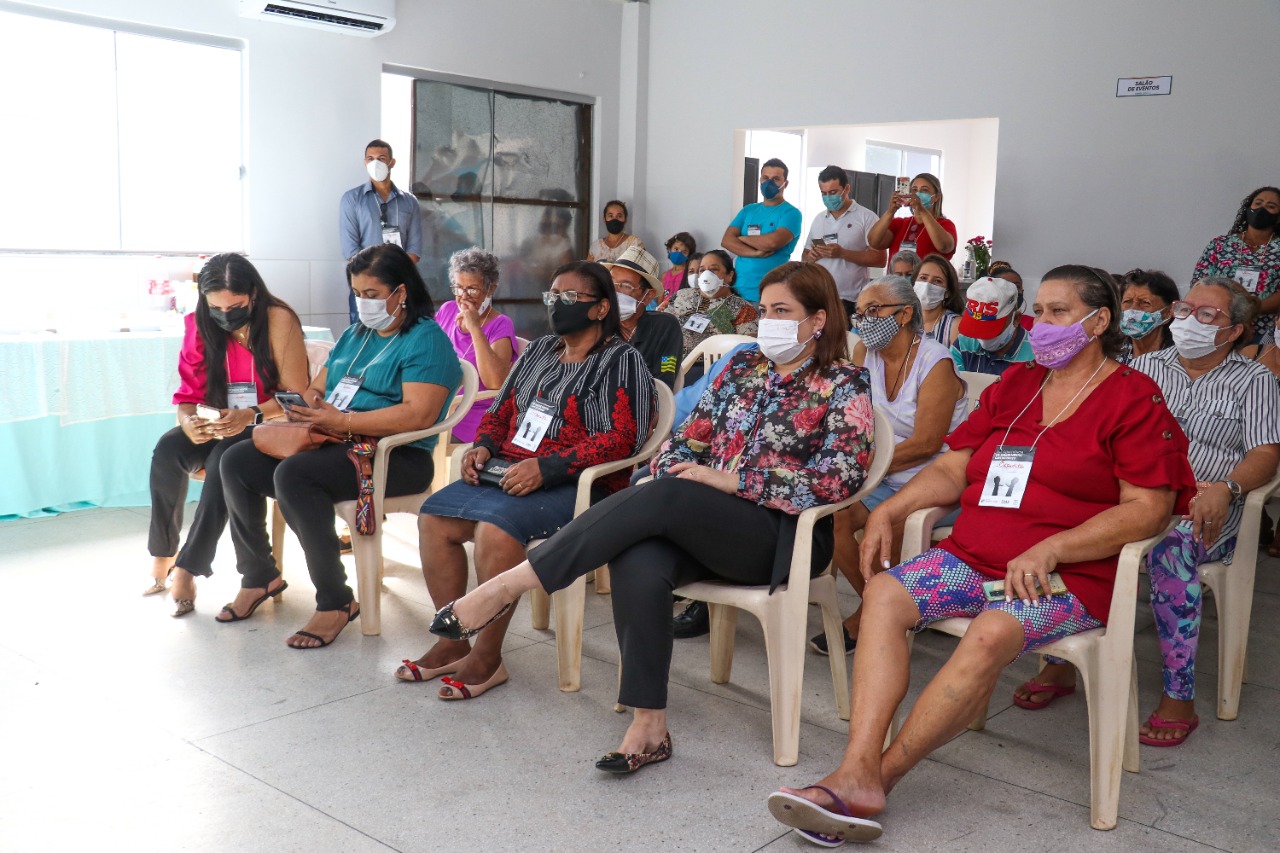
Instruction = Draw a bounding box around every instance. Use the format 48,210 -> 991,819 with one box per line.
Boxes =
0,326 -> 335,518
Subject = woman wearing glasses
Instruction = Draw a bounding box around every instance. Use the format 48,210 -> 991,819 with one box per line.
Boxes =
1014,278 -> 1280,746
399,261 -> 657,696
434,248 -> 519,442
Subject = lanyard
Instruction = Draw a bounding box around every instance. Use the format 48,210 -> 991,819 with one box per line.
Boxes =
374,189 -> 399,228
225,340 -> 257,387
346,331 -> 397,380
998,358 -> 1107,450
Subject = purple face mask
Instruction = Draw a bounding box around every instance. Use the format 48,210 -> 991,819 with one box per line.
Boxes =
1028,308 -> 1099,369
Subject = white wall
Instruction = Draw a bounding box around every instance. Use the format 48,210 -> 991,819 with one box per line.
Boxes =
1,0 -> 625,333
642,0 -> 1280,302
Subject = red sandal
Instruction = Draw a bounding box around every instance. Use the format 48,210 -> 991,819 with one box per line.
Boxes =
1012,678 -> 1076,710
1138,712 -> 1199,747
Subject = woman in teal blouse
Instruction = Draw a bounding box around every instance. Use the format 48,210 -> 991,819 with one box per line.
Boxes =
219,244 -> 462,649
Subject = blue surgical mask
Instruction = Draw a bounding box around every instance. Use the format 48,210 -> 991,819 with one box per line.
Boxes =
916,191 -> 933,209
668,251 -> 687,266
821,193 -> 844,212
1120,308 -> 1166,339
760,179 -> 781,200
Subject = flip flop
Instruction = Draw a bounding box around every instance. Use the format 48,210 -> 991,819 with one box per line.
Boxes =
767,787 -> 883,845
1138,711 -> 1199,747
438,663 -> 509,700
1012,678 -> 1076,710
394,658 -> 459,683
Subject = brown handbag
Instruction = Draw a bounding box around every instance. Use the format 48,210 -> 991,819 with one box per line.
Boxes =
252,421 -> 343,459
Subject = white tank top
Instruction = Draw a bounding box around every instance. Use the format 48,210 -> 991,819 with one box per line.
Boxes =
865,336 -> 968,490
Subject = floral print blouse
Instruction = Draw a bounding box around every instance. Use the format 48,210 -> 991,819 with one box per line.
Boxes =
1193,233 -> 1280,339
663,288 -> 760,358
651,349 -> 875,514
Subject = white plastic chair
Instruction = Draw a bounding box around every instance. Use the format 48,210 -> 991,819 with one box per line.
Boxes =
895,505 -> 1176,830
958,369 -> 999,413
673,334 -> 755,394
333,361 -> 478,636
664,405 -> 895,766
1198,468 -> 1280,720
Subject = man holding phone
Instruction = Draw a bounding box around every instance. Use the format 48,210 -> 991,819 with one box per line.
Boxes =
802,165 -> 885,316
721,158 -> 803,303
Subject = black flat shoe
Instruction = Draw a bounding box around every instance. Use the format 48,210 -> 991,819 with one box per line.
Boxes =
287,601 -> 360,649
809,627 -> 856,656
216,580 -> 288,623
430,600 -> 513,641
595,732 -> 673,774
672,600 -> 709,639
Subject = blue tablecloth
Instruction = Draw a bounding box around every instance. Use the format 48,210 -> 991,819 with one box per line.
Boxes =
0,326 -> 334,518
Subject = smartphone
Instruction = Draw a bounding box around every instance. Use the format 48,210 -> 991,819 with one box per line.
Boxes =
982,572 -> 1069,602
195,404 -> 221,422
810,238 -> 824,248
274,391 -> 308,411
895,176 -> 910,194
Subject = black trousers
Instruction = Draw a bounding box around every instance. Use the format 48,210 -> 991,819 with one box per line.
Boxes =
220,439 -> 433,610
527,477 -> 832,709
147,426 -> 255,574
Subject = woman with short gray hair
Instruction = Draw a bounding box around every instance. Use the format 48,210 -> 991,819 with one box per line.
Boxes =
436,246 -> 519,442
887,249 -> 921,280
813,274 -> 967,655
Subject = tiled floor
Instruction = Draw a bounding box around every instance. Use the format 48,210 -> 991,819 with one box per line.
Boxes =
1,505 -> 1277,852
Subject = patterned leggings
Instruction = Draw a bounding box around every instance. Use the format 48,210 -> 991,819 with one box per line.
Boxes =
1047,522 -> 1235,701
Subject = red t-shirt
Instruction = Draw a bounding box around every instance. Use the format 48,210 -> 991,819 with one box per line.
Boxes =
939,362 -> 1196,622
889,215 -> 957,260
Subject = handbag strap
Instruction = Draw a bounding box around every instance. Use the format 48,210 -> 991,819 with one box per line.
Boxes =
345,437 -> 379,536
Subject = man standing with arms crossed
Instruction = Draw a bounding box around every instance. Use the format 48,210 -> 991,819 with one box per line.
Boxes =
339,139 -> 422,324
721,158 -> 803,303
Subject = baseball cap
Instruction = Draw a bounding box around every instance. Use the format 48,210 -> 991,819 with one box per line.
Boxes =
601,246 -> 663,294
958,276 -> 1019,340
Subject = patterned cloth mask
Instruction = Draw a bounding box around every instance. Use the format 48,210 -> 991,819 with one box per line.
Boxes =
1028,308 -> 1098,368
855,314 -> 901,352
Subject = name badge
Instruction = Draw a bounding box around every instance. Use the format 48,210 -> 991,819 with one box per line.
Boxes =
683,313 -> 712,333
746,225 -> 762,236
382,226 -> 403,248
327,375 -> 362,410
512,398 -> 556,451
899,240 -> 917,253
978,445 -> 1035,509
1234,266 -> 1262,294
823,233 -> 839,245
227,382 -> 257,410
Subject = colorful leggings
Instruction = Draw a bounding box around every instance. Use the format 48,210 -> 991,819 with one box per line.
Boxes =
886,548 -> 1102,658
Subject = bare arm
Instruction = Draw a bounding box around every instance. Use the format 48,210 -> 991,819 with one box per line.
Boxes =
263,308 -> 310,420
867,195 -> 906,250
739,227 -> 794,253
885,360 -> 963,474
721,226 -> 760,257
471,334 -> 515,390
295,374 -> 452,438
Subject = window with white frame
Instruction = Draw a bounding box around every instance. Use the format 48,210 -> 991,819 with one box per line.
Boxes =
0,10 -> 243,253
864,141 -> 941,184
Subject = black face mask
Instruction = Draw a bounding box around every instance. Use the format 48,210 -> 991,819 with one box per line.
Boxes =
604,219 -> 625,235
209,304 -> 252,332
547,299 -> 598,336
1246,206 -> 1279,231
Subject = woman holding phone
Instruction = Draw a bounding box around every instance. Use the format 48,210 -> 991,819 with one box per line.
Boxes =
215,244 -> 462,648
868,173 -> 957,261
147,254 -> 308,616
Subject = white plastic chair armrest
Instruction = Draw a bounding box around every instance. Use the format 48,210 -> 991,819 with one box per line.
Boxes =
901,505 -> 962,562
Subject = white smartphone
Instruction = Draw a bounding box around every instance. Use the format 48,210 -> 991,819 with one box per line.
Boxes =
195,404 -> 221,421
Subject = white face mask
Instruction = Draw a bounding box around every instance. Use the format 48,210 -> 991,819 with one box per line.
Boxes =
687,272 -> 698,288
914,280 -> 946,309
978,317 -> 1017,352
1170,315 -> 1230,359
697,270 -> 724,297
616,293 -> 638,321
366,159 -> 390,182
458,295 -> 492,315
756,317 -> 814,364
356,286 -> 402,331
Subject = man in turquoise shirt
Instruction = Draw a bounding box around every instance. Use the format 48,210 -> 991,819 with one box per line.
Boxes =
721,158 -> 803,302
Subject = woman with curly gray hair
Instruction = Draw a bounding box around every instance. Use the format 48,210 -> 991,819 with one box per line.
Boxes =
436,247 -> 519,441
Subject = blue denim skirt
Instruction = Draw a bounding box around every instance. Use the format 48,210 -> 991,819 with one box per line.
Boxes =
419,479 -> 579,544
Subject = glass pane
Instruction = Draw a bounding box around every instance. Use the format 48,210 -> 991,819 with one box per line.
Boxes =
116,33 -> 242,251
903,149 -> 940,181
0,12 -> 120,250
415,198 -> 489,301
491,201 -> 583,339
411,79 -> 492,198
492,92 -> 583,201
864,143 -> 901,178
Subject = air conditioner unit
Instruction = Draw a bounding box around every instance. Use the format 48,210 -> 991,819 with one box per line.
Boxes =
239,0 -> 396,37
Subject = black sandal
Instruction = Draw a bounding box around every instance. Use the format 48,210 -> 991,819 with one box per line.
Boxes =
216,580 -> 288,623
287,602 -> 360,649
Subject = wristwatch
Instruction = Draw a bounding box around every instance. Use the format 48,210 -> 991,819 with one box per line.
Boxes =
1222,479 -> 1242,503
250,405 -> 264,425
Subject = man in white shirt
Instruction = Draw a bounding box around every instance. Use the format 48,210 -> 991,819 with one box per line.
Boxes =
802,165 -> 886,315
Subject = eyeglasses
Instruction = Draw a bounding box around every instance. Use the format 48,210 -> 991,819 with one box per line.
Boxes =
1171,301 -> 1232,325
851,303 -> 906,325
612,281 -> 647,296
451,286 -> 486,298
542,290 -> 600,306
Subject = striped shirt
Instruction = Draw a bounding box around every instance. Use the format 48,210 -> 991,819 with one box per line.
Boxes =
1131,348 -> 1280,539
475,334 -> 656,494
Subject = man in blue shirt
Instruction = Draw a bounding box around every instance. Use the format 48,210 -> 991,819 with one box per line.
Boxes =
339,139 -> 423,324
951,276 -> 1034,375
721,158 -> 803,303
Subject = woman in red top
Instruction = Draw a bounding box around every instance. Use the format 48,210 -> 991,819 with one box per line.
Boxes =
146,254 -> 309,614
868,172 -> 957,261
767,265 -> 1196,843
